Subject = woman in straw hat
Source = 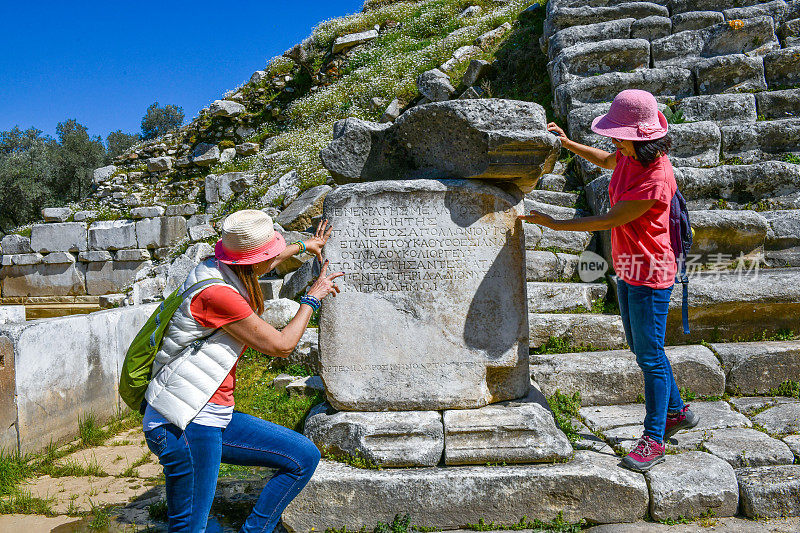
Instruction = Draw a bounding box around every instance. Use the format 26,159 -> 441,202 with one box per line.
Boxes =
521,89 -> 698,472
141,209 -> 342,532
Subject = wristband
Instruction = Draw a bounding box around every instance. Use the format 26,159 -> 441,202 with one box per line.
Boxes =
300,294 -> 321,312
291,240 -> 307,254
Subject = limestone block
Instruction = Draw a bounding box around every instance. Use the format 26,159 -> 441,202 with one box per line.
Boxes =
545,2 -> 669,39
279,259 -> 320,300
332,29 -> 378,53
549,39 -> 650,87
531,345 -> 725,406
676,162 -> 800,203
764,48 -> 800,88
474,22 -> 511,50
537,173 -> 568,191
321,100 -> 560,185
631,16 -> 671,40
646,452 -> 739,521
235,142 -> 259,156
260,298 -> 300,329
319,180 -> 529,411
784,435 -> 800,460
781,17 -> 800,47
548,18 -> 635,57
275,185 -> 331,231
724,1 -> 789,23
737,465 -> 800,518
114,249 -> 150,262
677,93 -> 757,124
85,261 -> 152,296
208,99 -> 245,117
752,402 -> 800,435
146,156 -> 173,172
272,327 -> 320,373
188,224 -> 217,242
702,428 -> 795,467
692,54 -> 767,94
528,313 -> 627,350
442,392 -> 572,465
78,251 -> 112,262
756,88 -> 800,119
0,305 -> 25,325
88,220 -> 137,251
689,209 -> 768,259
671,11 -> 724,33
525,250 -> 579,282
42,207 -> 71,222
762,209 -> 800,251
192,143 -> 219,166
0,262 -> 87,297
205,172 -> 254,204
461,59 -> 492,88
135,216 -> 188,249
286,375 -> 325,397
219,147 -> 236,163
30,222 -> 87,253
72,210 -> 96,222
380,98 -> 402,123
711,341 -> 800,394
527,281 -> 606,313
129,206 -> 164,219
164,203 -> 198,216
1,234 -> 32,254
282,452 -> 649,530
672,0 -> 770,14
41,252 -> 75,264
304,404 -> 444,467
669,121 -> 721,168
92,165 -> 116,184
729,396 -> 797,415
416,69 -> 455,102
721,118 -> 800,163
162,243 -> 214,297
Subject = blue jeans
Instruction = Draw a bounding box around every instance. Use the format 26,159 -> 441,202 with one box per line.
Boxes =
617,279 -> 684,442
143,410 -> 320,533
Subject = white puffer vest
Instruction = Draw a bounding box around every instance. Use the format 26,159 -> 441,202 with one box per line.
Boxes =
144,257 -> 251,429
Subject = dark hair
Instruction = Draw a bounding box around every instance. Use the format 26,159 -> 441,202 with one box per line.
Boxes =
632,133 -> 672,167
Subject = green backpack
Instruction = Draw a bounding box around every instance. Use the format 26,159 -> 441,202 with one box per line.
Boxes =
119,277 -> 223,412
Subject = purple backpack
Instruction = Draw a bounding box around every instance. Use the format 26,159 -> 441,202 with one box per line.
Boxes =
669,190 -> 693,334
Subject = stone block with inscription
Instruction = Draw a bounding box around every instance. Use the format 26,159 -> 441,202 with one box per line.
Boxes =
319,179 -> 530,411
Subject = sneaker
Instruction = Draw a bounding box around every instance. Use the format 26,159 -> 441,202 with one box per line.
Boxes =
621,435 -> 665,472
664,405 -> 699,439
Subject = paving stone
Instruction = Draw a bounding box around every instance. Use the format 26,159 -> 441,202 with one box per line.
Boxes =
677,93 -> 757,124
737,465 -> 800,518
702,428 -> 795,467
529,313 -> 627,350
282,451 -> 649,530
88,220 -> 137,251
752,402 -> 800,435
583,401 -> 751,434
587,517 -> 800,532
646,451 -> 739,521
30,222 -> 88,253
571,419 -> 617,456
304,404 -> 444,467
730,396 -> 799,416
711,341 -> 800,395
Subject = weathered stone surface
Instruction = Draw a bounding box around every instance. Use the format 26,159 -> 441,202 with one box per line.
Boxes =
192,143 -> 220,166
764,48 -> 800,88
380,98 -> 402,123
1,234 -> 32,254
702,428 -> 795,468
164,203 -> 198,217
114,249 -> 150,262
677,93 -> 758,124
693,54 -> 767,94
723,0 -> 790,23
30,222 -> 87,253
782,17 -> 800,47
0,262 -> 87,297
416,69 -> 455,102
671,0 -> 768,14
756,88 -> 800,120
92,165 -> 116,184
78,250 -> 112,263
721,118 -> 800,163
208,99 -> 245,117
261,170 -> 301,208
729,396 -> 797,416
135,216 -> 188,249
646,452 -> 739,521
41,252 -> 75,264
737,465 -> 800,518
526,190 -> 578,208
529,313 -> 626,350
631,16 -> 672,40
652,17 -> 778,68
689,209 -> 768,259
85,261 -> 151,296
282,452 -> 649,530
711,341 -> 800,394
671,11 -> 724,33
461,59 -> 492,88
548,18 -> 635,57
87,220 -> 136,251
549,39 -> 650,87
235,142 -> 259,156
219,147 -> 236,164
163,243 -> 214,297
0,305 -> 25,324
669,121 -> 721,168
188,224 -> 216,242
72,210 -> 96,222
531,345 -> 724,406
260,298 -> 300,329
582,401 -> 751,433
443,390 -> 572,465
753,402 -> 800,435
555,68 -> 693,117
527,281 -> 606,313
275,185 -> 331,231
279,258 -> 320,301
319,180 -> 529,411
304,405 -> 444,467
676,162 -> 800,203
545,2 -> 669,40
146,156 -> 173,172
332,30 -> 378,53
474,22 -> 511,50
272,373 -> 296,392
42,207 -> 71,222
321,100 -> 560,186
784,435 -> 800,460
129,206 -> 164,219
286,375 -> 325,397
9,253 -> 43,265
526,250 -> 579,282
205,172 -> 254,204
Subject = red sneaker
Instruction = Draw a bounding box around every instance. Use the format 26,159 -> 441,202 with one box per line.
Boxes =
621,435 -> 665,472
665,405 -> 699,439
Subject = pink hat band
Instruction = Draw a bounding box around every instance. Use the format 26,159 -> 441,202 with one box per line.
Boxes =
590,89 -> 668,141
214,210 -> 287,265
215,232 -> 286,265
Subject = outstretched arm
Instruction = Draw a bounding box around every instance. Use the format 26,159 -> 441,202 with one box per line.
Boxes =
262,219 -> 333,271
519,199 -> 658,232
548,122 -> 617,171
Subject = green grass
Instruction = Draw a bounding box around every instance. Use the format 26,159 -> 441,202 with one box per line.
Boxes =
0,490 -> 55,516
323,449 -> 381,470
120,450 -> 152,478
763,379 -> 800,399
79,412 -> 109,447
464,513 -> 584,532
87,501 -> 112,530
0,451 -> 33,496
531,336 -> 598,355
546,390 -> 582,444
783,153 -> 800,164
148,499 -> 169,521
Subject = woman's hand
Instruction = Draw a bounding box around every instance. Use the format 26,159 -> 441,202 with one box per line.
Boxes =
307,260 -> 344,300
304,219 -> 333,264
518,209 -> 555,228
547,122 -> 570,143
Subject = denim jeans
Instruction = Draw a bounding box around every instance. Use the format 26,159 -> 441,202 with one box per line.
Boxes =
617,278 -> 684,442
144,410 -> 321,533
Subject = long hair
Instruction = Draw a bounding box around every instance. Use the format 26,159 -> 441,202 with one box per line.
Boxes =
229,264 -> 264,315
632,133 -> 672,168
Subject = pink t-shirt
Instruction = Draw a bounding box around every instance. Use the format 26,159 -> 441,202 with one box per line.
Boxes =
608,151 -> 677,289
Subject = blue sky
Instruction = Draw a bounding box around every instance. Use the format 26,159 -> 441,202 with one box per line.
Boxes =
0,1 -> 363,141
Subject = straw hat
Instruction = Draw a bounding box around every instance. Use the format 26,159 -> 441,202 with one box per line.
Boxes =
214,210 -> 286,265
591,89 -> 668,141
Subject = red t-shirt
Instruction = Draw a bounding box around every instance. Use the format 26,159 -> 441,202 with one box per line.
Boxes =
189,285 -> 253,406
608,151 -> 677,289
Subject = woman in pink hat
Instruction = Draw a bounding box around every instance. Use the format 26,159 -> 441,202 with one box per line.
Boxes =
521,89 -> 698,472
141,210 -> 343,532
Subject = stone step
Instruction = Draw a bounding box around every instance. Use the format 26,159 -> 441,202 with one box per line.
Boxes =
282,452 -> 650,530
721,118 -> 800,165
523,200 -> 593,254
737,465 -> 800,518
530,345 -> 725,406
527,281 -> 607,313
608,269 -> 800,344
708,340 -> 800,395
675,161 -> 800,205
762,209 -> 800,267
526,249 -> 579,282
689,209 -> 768,261
529,312 -> 627,350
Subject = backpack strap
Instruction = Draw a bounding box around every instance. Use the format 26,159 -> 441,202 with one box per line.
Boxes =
148,278 -> 225,348
677,257 -> 690,335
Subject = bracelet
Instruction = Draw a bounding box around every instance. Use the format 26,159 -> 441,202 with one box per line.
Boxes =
300,295 -> 321,312
291,240 -> 307,254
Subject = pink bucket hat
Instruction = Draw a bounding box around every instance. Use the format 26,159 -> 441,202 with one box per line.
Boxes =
215,210 -> 286,265
590,89 -> 668,141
